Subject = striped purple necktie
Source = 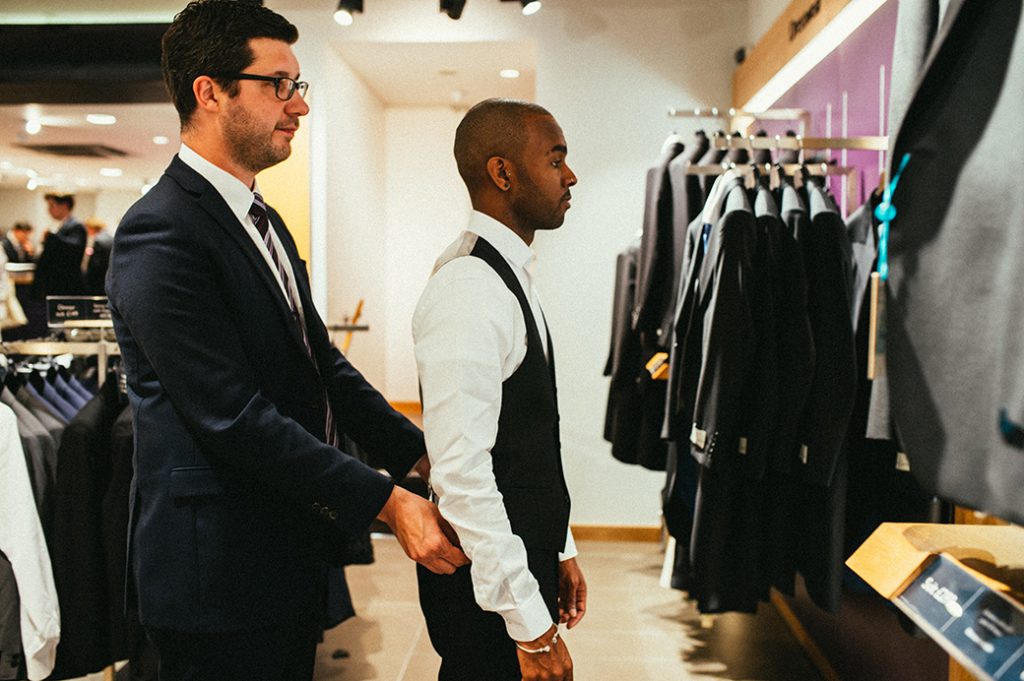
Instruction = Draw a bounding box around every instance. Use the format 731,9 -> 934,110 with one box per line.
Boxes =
250,192 -> 339,448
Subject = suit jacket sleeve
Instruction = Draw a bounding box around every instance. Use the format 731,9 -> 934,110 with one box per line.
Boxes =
108,203 -> 395,538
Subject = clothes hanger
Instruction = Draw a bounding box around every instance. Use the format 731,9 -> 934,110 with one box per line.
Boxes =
770,135 -> 785,191
744,135 -> 761,190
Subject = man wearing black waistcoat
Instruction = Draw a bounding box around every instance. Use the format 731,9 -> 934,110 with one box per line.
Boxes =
413,99 -> 587,681
106,2 -> 467,679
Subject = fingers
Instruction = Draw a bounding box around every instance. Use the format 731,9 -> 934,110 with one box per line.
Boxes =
385,488 -> 469,574
566,581 -> 586,628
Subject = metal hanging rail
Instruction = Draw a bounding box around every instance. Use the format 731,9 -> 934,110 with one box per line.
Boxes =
2,340 -> 121,385
711,134 -> 888,151
667,106 -> 812,136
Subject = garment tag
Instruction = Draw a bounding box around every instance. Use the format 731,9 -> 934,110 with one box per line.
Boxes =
799,444 -> 809,465
646,352 -> 670,380
895,452 -> 911,472
867,273 -> 887,379
738,437 -> 748,455
690,425 -> 707,450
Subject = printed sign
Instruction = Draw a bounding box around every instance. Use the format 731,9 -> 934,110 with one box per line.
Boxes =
897,554 -> 1024,680
46,296 -> 113,329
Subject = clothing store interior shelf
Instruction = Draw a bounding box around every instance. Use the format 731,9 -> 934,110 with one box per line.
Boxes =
0,340 -> 120,356
847,523 -> 1024,681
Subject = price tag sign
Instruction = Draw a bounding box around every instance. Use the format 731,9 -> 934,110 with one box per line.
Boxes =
897,554 -> 1024,680
46,296 -> 113,329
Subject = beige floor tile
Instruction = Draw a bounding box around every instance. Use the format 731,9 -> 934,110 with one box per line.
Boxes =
315,536 -> 821,681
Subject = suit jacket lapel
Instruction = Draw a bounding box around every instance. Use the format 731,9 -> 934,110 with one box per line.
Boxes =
165,156 -> 310,357
890,0 -> 968,161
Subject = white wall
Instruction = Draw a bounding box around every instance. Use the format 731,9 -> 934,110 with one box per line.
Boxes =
1,186 -> 135,240
747,0 -> 792,48
285,0 -> 751,527
383,107 -> 470,400
303,47 -> 389,386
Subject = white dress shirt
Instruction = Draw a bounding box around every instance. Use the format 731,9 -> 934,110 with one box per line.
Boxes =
413,210 -> 576,642
178,144 -> 306,326
0,403 -> 60,680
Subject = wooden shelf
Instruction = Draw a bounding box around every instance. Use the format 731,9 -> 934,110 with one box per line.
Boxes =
848,523 -> 1024,681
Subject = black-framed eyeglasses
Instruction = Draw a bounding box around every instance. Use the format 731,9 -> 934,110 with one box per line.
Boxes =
212,72 -> 309,101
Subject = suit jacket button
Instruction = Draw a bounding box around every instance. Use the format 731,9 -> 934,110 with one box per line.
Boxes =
328,511 -> 338,520
312,502 -> 321,512
320,507 -> 330,517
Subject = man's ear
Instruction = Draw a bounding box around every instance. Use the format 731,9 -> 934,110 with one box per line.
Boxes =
486,156 -> 513,191
193,75 -> 223,114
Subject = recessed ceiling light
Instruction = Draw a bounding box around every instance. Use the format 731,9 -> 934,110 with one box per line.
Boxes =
500,69 -> 521,79
26,178 -> 38,190
87,113 -> 117,125
153,135 -> 170,145
25,119 -> 41,135
522,1 -> 542,16
99,168 -> 123,177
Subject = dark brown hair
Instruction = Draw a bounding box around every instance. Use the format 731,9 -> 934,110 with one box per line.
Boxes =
161,0 -> 298,129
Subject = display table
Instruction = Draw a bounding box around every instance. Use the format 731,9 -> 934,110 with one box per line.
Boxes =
847,523 -> 1024,681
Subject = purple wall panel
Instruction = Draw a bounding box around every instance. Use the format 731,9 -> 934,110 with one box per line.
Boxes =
757,0 -> 898,214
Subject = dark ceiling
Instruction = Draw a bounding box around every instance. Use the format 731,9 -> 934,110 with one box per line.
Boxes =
0,23 -> 170,104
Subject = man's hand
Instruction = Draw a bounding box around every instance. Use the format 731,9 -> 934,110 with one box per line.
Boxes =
515,624 -> 572,681
376,485 -> 467,574
558,557 -> 587,629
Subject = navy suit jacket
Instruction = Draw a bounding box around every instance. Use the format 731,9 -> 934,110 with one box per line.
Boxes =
107,155 -> 424,632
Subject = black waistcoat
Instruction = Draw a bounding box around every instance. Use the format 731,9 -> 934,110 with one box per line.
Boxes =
469,237 -> 570,553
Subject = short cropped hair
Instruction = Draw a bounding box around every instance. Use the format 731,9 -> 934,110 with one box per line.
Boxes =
44,193 -> 75,210
161,0 -> 299,129
454,98 -> 552,193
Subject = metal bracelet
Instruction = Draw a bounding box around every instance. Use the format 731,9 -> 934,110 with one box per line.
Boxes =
515,632 -> 559,654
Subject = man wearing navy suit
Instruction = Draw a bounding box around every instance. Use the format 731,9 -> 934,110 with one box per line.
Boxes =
106,2 -> 467,679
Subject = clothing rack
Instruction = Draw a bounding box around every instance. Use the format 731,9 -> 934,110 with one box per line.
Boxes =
2,340 -> 121,387
710,134 -> 888,151
667,106 -> 811,136
685,162 -> 860,215
1,338 -> 122,681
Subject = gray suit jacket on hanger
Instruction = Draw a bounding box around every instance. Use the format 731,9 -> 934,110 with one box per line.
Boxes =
885,0 -> 1024,522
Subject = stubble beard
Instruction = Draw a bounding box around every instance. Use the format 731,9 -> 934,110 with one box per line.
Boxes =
511,172 -> 565,234
223,104 -> 292,175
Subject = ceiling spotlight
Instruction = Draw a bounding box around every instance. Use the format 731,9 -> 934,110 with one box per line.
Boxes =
500,69 -> 520,79
441,0 -> 466,19
86,113 -> 117,125
501,0 -> 541,16
153,135 -> 170,145
99,168 -> 123,177
334,0 -> 363,26
25,119 -> 41,135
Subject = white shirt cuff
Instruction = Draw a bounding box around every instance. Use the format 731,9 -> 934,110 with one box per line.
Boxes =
501,589 -> 555,642
558,527 -> 577,561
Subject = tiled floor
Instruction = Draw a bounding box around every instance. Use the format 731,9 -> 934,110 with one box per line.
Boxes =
313,536 -> 823,681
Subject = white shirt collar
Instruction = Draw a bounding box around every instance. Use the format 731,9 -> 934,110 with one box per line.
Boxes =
468,210 -> 536,274
178,143 -> 263,223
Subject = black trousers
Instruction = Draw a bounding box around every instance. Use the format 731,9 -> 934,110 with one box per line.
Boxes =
417,551 -> 558,681
146,620 -> 320,681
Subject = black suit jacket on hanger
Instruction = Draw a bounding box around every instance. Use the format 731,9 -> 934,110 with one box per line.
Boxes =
632,142 -> 685,338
